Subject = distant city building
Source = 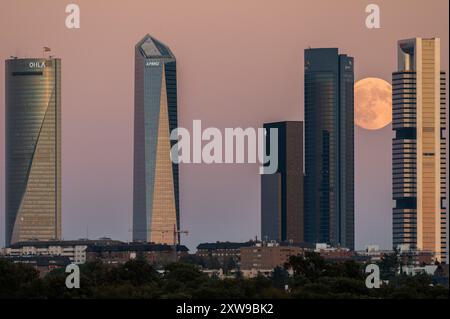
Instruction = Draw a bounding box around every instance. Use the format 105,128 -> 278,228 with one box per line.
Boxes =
0,238 -> 189,266
5,58 -> 62,246
86,242 -> 189,265
313,243 -> 356,262
304,48 -> 355,250
196,241 -> 254,266
201,268 -> 236,280
261,121 -> 304,243
392,38 -> 447,263
357,245 -> 391,263
1,256 -> 71,277
356,244 -> 435,266
133,34 -> 180,244
240,242 -> 303,272
1,238 -> 122,264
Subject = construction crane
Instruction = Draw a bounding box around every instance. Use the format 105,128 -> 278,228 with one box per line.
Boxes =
172,224 -> 189,262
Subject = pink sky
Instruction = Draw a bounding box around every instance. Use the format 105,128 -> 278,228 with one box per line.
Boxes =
0,0 -> 448,250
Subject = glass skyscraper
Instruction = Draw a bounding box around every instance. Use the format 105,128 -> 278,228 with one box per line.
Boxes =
392,38 -> 447,262
261,121 -> 304,243
304,48 -> 355,250
5,58 -> 61,246
133,34 -> 179,244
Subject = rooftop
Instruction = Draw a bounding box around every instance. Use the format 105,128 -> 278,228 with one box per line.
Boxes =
136,34 -> 175,59
197,242 -> 255,250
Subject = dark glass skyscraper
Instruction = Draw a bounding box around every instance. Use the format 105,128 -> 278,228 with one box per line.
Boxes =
133,35 -> 179,244
304,48 -> 354,249
261,121 -> 304,243
5,58 -> 61,246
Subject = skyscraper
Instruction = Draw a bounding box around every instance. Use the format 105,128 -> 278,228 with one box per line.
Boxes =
5,58 -> 61,246
133,35 -> 179,244
392,38 -> 447,262
304,48 -> 355,250
261,121 -> 304,243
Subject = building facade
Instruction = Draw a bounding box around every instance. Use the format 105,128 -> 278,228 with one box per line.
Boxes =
86,242 -> 189,265
261,121 -> 304,243
304,48 -> 355,249
196,241 -> 255,267
0,238 -> 121,264
392,38 -> 447,262
133,35 -> 180,244
5,58 -> 61,246
240,242 -> 303,271
2,256 -> 71,277
0,238 -> 188,266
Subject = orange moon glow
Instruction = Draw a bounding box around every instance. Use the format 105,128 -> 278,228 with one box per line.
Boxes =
354,77 -> 392,130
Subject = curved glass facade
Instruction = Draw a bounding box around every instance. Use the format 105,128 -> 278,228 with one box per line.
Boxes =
5,58 -> 61,246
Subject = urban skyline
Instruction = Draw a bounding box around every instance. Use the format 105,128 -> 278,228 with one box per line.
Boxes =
2,38 -> 447,262
0,1 -> 448,253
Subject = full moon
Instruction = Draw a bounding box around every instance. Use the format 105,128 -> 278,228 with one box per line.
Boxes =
354,77 -> 392,130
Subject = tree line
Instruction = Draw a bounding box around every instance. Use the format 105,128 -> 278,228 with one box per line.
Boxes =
0,251 -> 448,299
